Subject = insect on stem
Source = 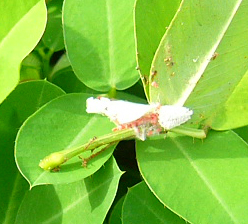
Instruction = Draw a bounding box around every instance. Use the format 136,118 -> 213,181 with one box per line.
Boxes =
79,142 -> 117,168
39,128 -> 136,171
84,136 -> 97,152
39,97 -> 206,171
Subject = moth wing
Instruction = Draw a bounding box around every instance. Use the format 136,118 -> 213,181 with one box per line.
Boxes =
86,97 -> 111,114
86,97 -> 154,124
158,105 -> 193,130
103,100 -> 154,124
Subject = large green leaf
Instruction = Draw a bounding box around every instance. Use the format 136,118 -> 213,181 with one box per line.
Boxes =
63,0 -> 139,91
212,70 -> 248,130
15,93 -> 116,187
15,157 -> 122,224
0,81 -> 64,224
122,181 -> 186,224
137,131 -> 248,224
149,0 -> 248,129
0,0 -> 47,103
134,0 -> 181,99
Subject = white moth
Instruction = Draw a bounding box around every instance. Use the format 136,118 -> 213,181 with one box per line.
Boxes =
86,97 -> 193,140
86,97 -> 158,124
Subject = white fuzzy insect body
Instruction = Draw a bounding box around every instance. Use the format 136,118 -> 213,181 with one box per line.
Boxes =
158,105 -> 193,130
86,97 -> 159,124
86,97 -> 193,140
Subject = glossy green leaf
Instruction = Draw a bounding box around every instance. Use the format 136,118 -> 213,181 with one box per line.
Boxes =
134,0 -> 181,99
122,181 -> 185,224
212,70 -> 248,130
137,131 -> 248,224
15,157 -> 122,224
0,81 -> 64,224
0,81 -> 65,128
15,93 -> 116,187
0,0 -> 47,103
109,196 -> 125,224
63,0 -> 139,91
42,0 -> 64,51
149,0 -> 248,129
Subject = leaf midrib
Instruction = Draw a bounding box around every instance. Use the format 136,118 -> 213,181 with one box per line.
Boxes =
171,137 -> 239,223
106,0 -> 116,87
176,0 -> 243,106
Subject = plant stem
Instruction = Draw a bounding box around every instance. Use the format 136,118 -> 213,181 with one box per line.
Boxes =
39,126 -> 206,171
39,128 -> 136,170
65,128 -> 136,159
37,46 -> 54,79
107,88 -> 117,98
170,126 -> 206,139
79,142 -> 116,167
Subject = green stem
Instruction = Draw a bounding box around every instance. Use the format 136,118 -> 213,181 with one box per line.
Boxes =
65,128 -> 136,158
39,126 -> 206,171
37,47 -> 54,79
39,128 -> 136,170
80,142 -> 116,167
107,88 -> 117,98
170,126 -> 206,139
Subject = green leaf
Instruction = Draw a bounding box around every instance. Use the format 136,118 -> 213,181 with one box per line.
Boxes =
109,196 -> 125,224
212,70 -> 248,130
134,0 -> 181,99
0,0 -> 47,103
15,157 -> 123,224
122,181 -> 186,224
42,0 -> 64,51
137,131 -> 248,224
0,81 -> 64,224
2,174 -> 29,224
15,93 -> 116,187
0,81 -> 65,127
50,54 -> 101,94
149,0 -> 248,129
63,0 -> 139,91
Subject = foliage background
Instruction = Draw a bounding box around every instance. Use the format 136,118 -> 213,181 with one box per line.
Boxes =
1,0 -> 248,223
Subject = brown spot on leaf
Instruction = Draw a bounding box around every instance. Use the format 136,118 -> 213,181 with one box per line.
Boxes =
211,52 -> 219,60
